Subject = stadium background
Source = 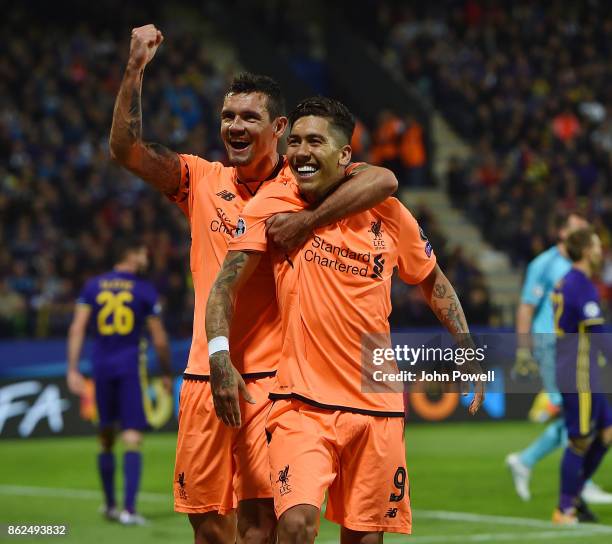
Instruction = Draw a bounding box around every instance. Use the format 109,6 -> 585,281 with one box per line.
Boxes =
2,0 -> 612,541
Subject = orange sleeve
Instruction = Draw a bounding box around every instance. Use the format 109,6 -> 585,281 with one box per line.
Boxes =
165,154 -> 212,219
396,201 -> 436,284
228,186 -> 294,253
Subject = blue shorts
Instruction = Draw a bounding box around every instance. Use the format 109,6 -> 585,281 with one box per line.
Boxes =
95,373 -> 148,431
561,392 -> 612,438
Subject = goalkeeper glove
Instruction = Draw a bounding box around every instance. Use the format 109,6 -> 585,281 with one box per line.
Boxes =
512,347 -> 539,379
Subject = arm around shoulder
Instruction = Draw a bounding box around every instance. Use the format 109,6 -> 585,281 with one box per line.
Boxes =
309,163 -> 398,228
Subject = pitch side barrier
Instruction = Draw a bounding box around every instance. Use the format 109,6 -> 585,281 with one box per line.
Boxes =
3,329 -> 610,437
0,338 -> 189,439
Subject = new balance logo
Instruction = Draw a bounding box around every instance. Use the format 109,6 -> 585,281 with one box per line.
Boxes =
385,508 -> 398,518
217,190 -> 236,201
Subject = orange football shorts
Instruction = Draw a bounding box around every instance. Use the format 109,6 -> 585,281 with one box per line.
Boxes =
174,375 -> 275,514
266,398 -> 411,534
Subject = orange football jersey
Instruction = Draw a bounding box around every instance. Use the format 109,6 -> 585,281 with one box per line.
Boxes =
229,174 -> 436,414
169,153 -> 292,376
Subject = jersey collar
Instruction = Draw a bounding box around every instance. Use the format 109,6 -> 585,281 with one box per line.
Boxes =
236,154 -> 284,197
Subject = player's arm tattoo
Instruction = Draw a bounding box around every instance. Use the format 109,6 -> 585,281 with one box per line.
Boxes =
109,64 -> 180,195
206,252 -> 251,393
421,264 -> 485,414
206,251 -> 252,341
209,352 -> 234,388
420,265 -> 470,339
206,251 -> 261,425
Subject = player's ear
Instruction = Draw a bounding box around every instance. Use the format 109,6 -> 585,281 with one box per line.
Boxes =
338,144 -> 352,167
273,116 -> 288,138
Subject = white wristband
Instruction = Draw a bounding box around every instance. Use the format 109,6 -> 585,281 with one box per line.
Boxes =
208,336 -> 230,356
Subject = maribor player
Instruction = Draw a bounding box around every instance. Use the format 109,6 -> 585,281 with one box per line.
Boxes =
66,239 -> 172,525
552,228 -> 612,524
506,212 -> 612,505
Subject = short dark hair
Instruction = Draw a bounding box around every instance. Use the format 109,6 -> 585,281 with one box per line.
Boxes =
113,238 -> 145,264
226,72 -> 285,120
565,227 -> 595,262
288,96 -> 356,145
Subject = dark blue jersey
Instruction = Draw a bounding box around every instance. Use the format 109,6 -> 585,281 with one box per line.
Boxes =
77,270 -> 160,378
553,268 -> 605,392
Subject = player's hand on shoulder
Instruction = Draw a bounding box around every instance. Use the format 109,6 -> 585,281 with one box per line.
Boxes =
129,24 -> 164,70
266,210 -> 314,252
67,370 -> 86,396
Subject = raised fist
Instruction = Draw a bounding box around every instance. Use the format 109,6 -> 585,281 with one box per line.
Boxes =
129,24 -> 164,69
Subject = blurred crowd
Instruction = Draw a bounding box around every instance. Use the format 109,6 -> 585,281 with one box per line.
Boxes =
352,113 -> 429,187
0,9 -> 238,338
334,0 -> 612,315
0,4 -> 497,340
241,0 -> 431,187
391,203 -> 494,327
375,0 -> 612,273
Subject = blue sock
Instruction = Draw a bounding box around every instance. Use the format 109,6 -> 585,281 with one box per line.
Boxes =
123,451 -> 142,514
98,452 -> 115,509
519,419 -> 564,468
559,446 -> 584,511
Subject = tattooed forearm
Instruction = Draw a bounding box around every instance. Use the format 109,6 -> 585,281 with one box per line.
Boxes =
127,76 -> 143,141
433,284 -> 445,298
109,65 -> 180,194
206,251 -> 262,427
421,267 -> 484,413
432,283 -> 458,300
420,265 -> 470,337
110,66 -> 144,157
437,300 -> 469,335
206,251 -> 252,341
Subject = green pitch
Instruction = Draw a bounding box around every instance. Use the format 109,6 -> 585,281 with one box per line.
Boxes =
1,421 -> 612,543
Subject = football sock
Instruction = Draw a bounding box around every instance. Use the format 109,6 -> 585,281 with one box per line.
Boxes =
581,438 -> 608,486
559,446 -> 584,511
123,451 -> 142,514
98,452 -> 116,509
